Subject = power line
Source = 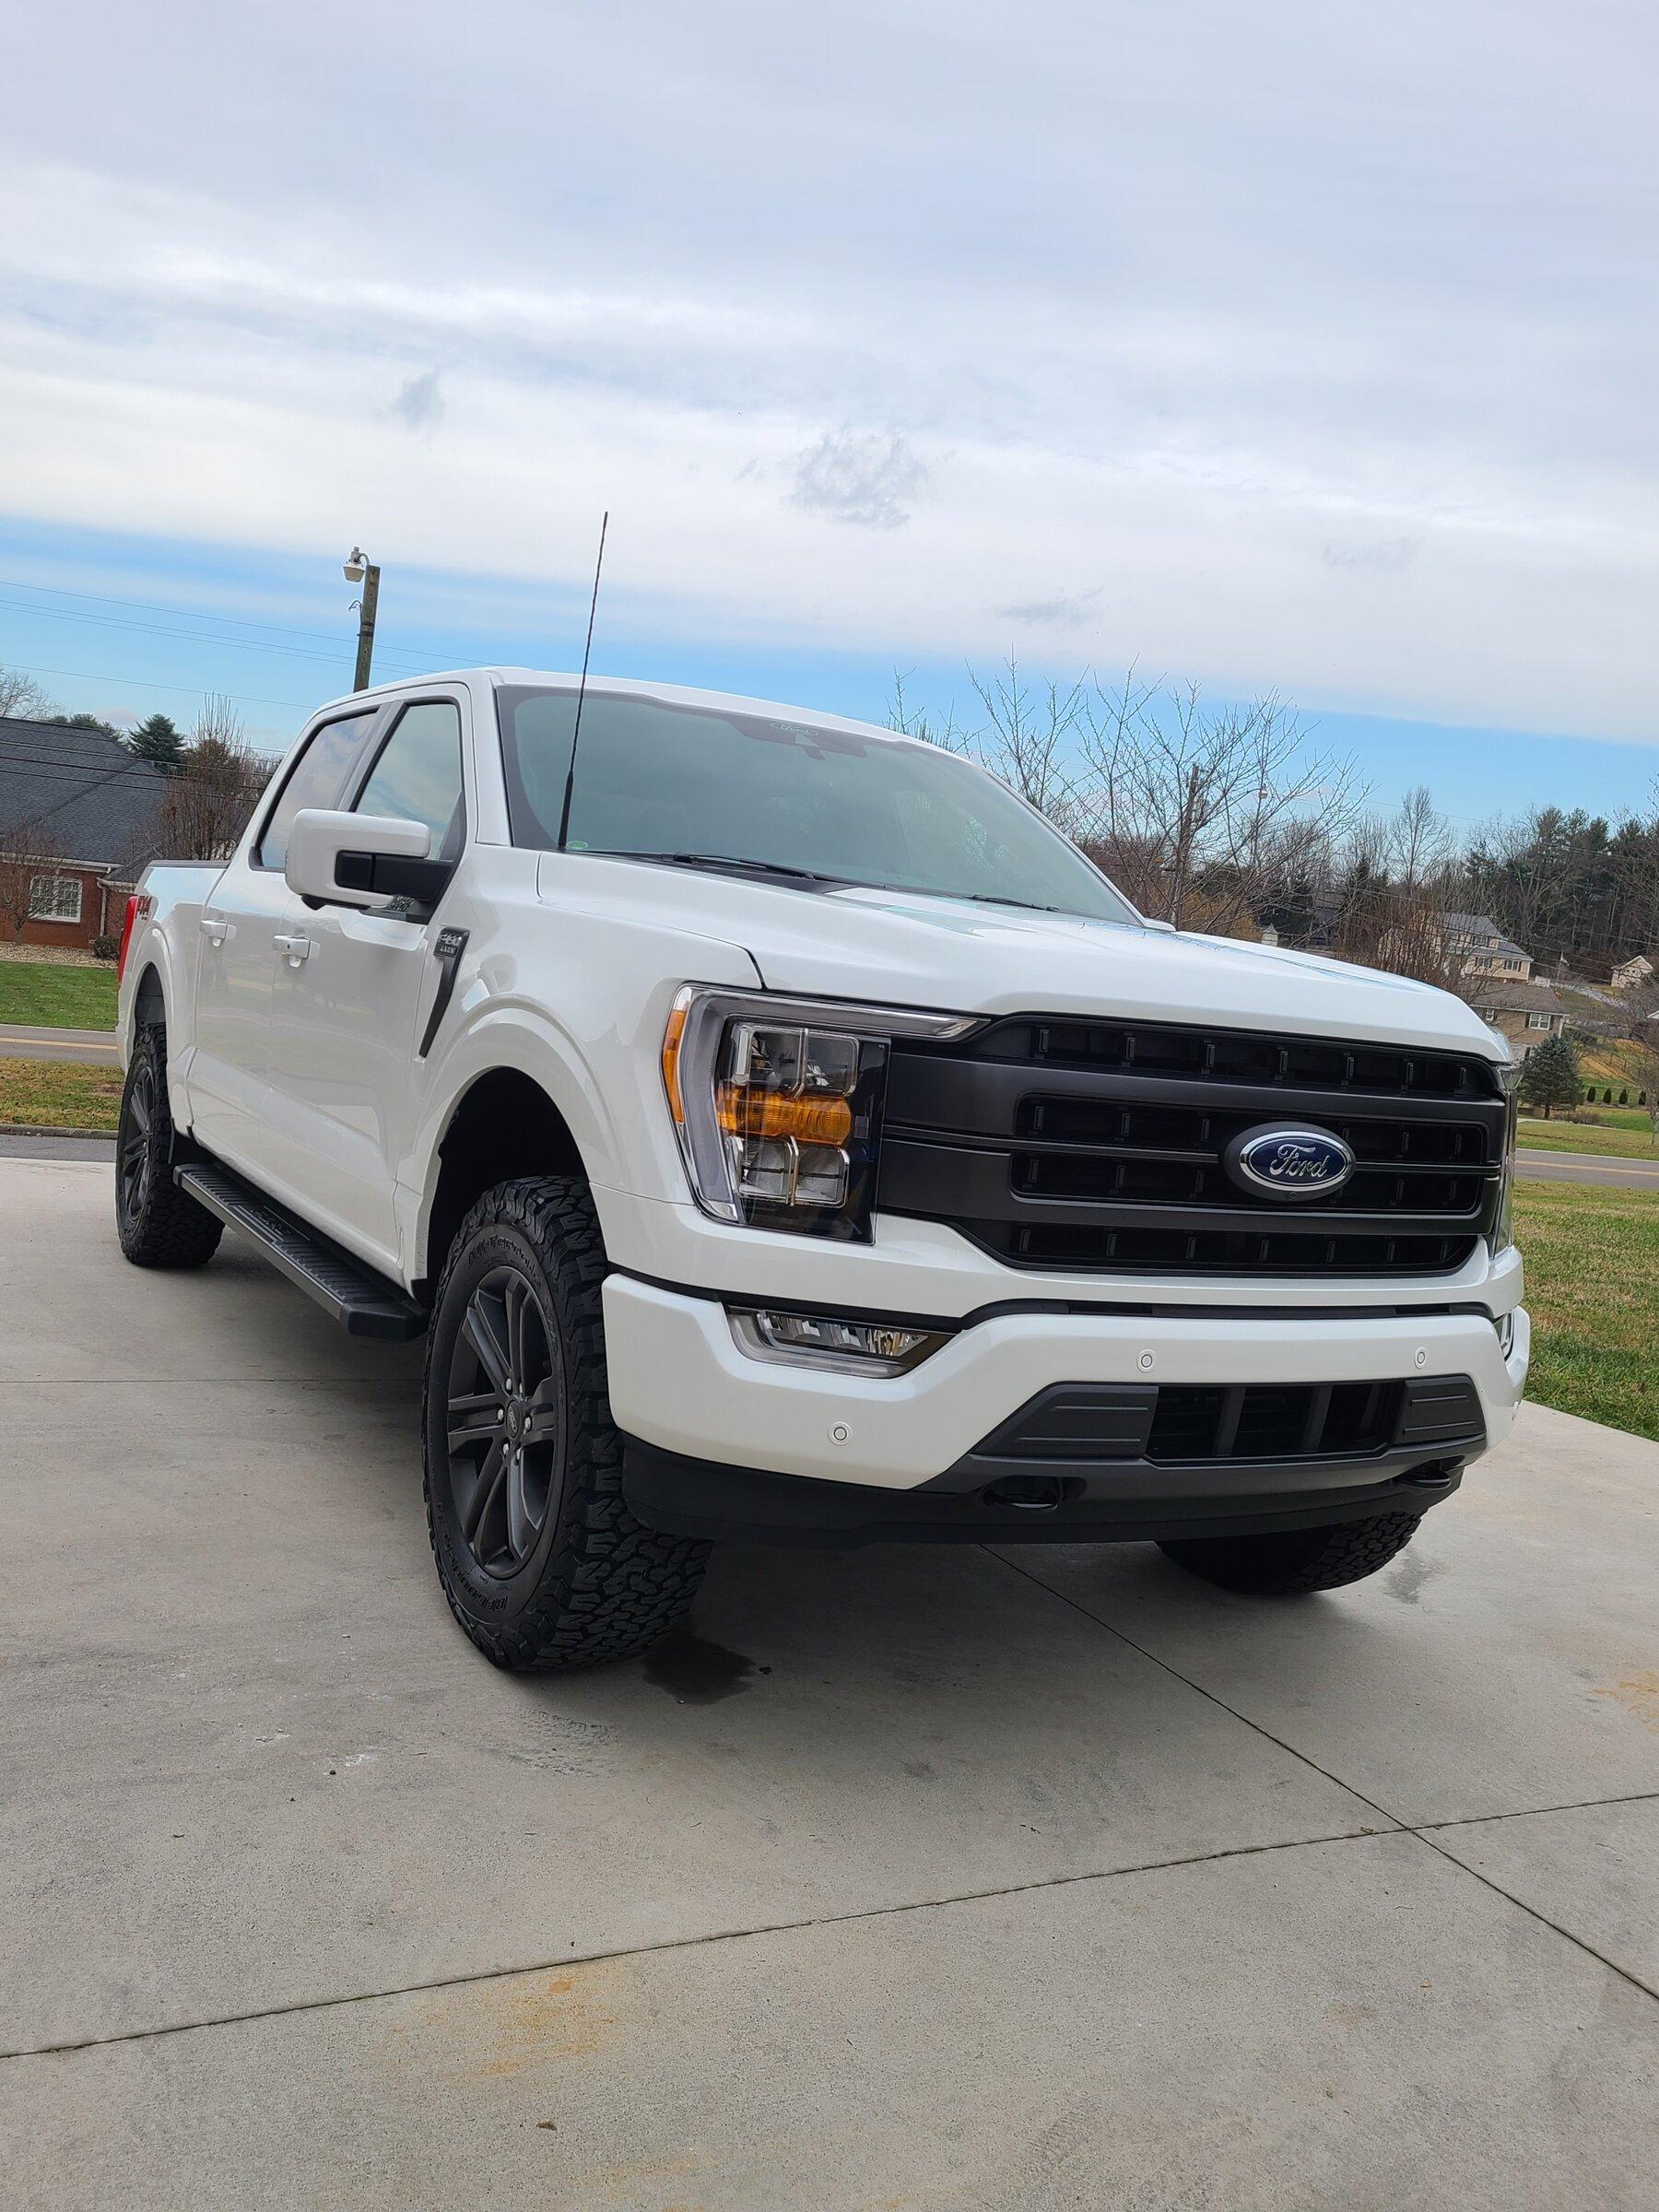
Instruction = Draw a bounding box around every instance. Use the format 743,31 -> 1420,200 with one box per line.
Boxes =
0,660 -> 312,712
0,596 -> 372,669
0,574 -> 472,670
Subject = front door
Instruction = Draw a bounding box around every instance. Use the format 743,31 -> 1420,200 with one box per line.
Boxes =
186,704 -> 382,1178
262,697 -> 469,1268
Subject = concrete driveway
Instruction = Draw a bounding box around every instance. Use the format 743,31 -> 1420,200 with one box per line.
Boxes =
3,1159 -> 1656,2209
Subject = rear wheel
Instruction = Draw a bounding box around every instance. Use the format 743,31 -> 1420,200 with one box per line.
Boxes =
422,1175 -> 708,1671
1159,1512 -> 1421,1594
114,1026 -> 223,1268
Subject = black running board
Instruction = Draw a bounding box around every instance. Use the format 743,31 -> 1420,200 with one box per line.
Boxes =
174,1162 -> 427,1340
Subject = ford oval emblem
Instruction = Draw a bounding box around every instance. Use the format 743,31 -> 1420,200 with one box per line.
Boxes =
1225,1124 -> 1356,1202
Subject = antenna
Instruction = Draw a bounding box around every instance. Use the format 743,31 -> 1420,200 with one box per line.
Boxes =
557,511 -> 609,850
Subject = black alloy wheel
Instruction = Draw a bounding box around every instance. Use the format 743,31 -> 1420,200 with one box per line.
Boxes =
119,1056 -> 157,1227
113,1024 -> 223,1268
421,1176 -> 709,1671
446,1264 -> 565,1579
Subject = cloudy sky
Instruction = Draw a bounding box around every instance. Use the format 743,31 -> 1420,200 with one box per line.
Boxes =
2,0 -> 1656,818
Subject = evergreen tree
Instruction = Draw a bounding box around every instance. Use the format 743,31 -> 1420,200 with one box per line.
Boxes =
1517,1033 -> 1581,1118
125,712 -> 185,774
44,711 -> 123,738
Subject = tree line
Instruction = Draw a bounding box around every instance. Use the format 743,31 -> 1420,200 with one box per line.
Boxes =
889,655 -> 1659,985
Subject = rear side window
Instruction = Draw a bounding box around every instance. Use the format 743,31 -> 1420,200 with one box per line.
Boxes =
352,700 -> 465,862
255,711 -> 380,869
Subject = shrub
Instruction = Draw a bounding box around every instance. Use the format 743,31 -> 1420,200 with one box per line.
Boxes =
89,934 -> 119,961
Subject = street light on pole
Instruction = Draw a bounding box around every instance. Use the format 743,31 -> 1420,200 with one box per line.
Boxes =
343,547 -> 381,691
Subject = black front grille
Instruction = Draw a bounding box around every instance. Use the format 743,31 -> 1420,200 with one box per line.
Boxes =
973,1374 -> 1484,1469
880,1015 -> 1506,1279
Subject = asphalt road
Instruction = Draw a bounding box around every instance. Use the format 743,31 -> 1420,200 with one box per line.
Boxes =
2,1158 -> 1655,2208
1516,1147 -> 1659,1188
0,1023 -> 118,1065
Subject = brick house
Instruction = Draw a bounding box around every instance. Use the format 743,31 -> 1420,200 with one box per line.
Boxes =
1470,977 -> 1570,1059
0,716 -> 169,950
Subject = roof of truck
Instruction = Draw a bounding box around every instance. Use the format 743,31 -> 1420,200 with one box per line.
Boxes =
317,669 -> 909,747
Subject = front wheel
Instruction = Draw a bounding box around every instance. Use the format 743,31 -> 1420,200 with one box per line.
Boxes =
1159,1512 -> 1422,1594
422,1176 -> 708,1671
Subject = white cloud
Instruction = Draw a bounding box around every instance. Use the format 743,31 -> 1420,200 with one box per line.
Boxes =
0,2 -> 1656,743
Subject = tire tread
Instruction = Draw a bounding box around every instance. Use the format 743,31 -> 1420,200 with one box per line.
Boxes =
422,1176 -> 708,1671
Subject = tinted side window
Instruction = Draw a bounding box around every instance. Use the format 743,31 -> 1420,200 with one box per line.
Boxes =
255,712 -> 379,869
352,701 -> 465,861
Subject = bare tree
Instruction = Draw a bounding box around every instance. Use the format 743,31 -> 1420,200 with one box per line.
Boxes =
887,669 -> 971,755
154,696 -> 270,862
0,666 -> 56,722
1075,677 -> 1361,935
0,814 -> 50,940
1606,982 -> 1659,1139
965,654 -> 1088,824
1317,790 -> 1473,989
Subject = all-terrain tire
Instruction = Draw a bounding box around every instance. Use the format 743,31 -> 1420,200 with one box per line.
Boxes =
1158,1512 -> 1422,1594
422,1175 -> 708,1671
114,1025 -> 224,1268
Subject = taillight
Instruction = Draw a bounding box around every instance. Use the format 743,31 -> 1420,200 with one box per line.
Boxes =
116,893 -> 152,984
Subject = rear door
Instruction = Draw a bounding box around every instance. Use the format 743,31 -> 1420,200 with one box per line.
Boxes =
188,706 -> 382,1177
262,694 -> 469,1266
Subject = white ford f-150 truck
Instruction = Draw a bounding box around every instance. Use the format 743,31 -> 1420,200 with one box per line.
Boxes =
114,669 -> 1528,1670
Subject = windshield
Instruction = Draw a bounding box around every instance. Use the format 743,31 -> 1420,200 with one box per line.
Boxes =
495,687 -> 1136,924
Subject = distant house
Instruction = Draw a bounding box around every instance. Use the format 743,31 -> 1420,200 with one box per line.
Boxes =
1440,912 -> 1534,983
1470,977 -> 1570,1059
1610,953 -> 1654,993
0,716 -> 169,950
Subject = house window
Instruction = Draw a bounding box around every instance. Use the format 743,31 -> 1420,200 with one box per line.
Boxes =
29,873 -> 83,924
1526,1011 -> 1551,1030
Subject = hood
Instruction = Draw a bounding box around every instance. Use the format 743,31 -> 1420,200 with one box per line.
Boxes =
538,857 -> 1507,1060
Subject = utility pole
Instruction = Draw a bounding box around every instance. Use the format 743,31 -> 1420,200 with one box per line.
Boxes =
343,547 -> 381,690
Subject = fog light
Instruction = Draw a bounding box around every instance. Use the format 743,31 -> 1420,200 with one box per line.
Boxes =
1494,1310 -> 1516,1358
731,1307 -> 948,1374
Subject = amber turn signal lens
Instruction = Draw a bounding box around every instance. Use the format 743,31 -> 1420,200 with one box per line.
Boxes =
715,1084 -> 854,1147
661,1000 -> 689,1124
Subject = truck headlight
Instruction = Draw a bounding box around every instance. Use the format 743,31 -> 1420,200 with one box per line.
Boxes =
661,986 -> 977,1238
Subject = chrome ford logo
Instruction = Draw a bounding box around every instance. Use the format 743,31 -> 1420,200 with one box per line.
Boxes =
1225,1124 -> 1355,1202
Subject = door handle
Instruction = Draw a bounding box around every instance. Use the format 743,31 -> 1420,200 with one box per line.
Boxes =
273,933 -> 313,964
201,915 -> 234,946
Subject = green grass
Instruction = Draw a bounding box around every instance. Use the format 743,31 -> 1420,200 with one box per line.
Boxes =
1513,1181 -> 1659,1441
0,1056 -> 124,1132
1518,1116 -> 1658,1159
0,960 -> 118,1030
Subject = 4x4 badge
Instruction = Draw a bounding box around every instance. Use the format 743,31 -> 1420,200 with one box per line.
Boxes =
418,927 -> 470,1059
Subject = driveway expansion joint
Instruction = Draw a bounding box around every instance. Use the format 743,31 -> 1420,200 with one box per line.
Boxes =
987,1546 -> 1659,2007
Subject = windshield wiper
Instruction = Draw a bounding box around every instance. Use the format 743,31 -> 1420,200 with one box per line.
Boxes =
949,891 -> 1065,912
599,850 -> 851,888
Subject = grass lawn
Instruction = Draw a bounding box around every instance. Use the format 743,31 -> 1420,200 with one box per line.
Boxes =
0,960 -> 118,1030
0,1056 -> 124,1132
1513,1180 -> 1659,1441
1518,1116 -> 1658,1159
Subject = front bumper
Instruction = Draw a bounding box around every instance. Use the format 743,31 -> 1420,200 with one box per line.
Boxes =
602,1272 -> 1531,1542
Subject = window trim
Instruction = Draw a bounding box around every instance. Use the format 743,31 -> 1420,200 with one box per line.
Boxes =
343,693 -> 469,863
29,871 -> 84,924
249,704 -> 385,872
